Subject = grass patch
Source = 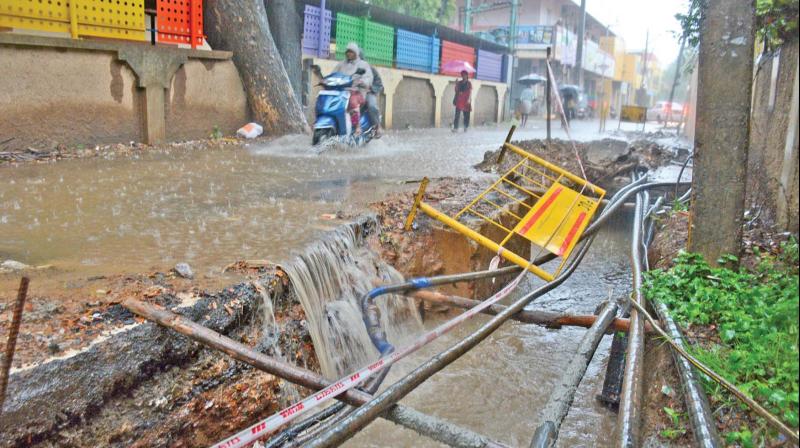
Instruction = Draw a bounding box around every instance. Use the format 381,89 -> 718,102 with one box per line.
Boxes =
645,238 -> 799,446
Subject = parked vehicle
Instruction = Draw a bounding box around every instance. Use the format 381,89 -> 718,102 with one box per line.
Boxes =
312,70 -> 376,147
647,101 -> 684,123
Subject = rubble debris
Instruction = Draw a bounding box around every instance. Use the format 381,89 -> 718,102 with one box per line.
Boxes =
1,260 -> 30,271
173,263 -> 194,279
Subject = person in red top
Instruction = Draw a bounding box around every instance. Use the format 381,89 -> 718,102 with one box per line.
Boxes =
452,70 -> 472,132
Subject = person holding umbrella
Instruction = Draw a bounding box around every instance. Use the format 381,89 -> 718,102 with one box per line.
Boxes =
518,85 -> 534,127
517,73 -> 545,128
453,70 -> 472,132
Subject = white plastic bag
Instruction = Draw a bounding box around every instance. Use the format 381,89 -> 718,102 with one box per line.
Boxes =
236,122 -> 263,139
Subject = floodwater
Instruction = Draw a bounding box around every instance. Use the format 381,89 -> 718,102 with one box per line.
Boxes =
0,122 -> 618,291
345,214 -> 633,448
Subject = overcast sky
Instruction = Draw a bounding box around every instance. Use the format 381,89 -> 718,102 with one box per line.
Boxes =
576,0 -> 688,65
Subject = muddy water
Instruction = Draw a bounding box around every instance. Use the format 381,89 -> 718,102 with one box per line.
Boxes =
346,214 -> 633,448
1,127 -> 583,291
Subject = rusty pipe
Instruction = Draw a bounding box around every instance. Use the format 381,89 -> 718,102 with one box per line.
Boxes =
0,277 -> 29,412
410,290 -> 648,333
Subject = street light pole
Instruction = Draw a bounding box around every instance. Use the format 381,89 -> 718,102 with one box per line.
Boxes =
575,0 -> 587,88
508,0 -> 519,123
465,0 -> 472,33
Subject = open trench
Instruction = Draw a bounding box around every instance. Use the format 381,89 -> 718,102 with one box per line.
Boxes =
0,128 -> 690,447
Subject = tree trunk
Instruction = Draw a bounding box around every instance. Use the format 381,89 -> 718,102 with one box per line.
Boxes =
205,0 -> 308,135
689,0 -> 755,264
266,0 -> 303,104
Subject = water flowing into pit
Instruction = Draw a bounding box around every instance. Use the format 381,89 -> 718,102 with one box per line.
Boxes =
281,221 -> 422,379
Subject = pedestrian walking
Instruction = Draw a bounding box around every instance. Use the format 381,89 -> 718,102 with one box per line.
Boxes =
519,85 -> 534,127
452,70 -> 472,132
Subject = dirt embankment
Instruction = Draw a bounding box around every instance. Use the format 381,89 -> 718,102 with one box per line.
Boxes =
1,265 -> 318,448
477,137 -> 677,193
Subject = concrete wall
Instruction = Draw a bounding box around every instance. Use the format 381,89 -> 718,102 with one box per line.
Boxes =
392,78 -> 435,129
748,38 -> 799,232
474,85 -> 498,126
0,35 -> 248,149
166,60 -> 248,141
0,46 -> 142,149
441,82 -> 457,127
306,57 -> 507,131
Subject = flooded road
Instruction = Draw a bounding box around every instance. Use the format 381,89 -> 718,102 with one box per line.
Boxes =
1,122 -> 623,290
346,215 -> 632,448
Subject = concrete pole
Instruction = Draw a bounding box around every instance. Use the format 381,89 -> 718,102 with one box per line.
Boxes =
508,0 -> 520,120
465,0 -> 472,33
574,0 -> 587,89
637,31 -> 649,107
689,0 -> 756,265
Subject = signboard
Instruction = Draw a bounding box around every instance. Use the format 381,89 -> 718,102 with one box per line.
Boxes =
513,183 -> 600,257
618,105 -> 647,131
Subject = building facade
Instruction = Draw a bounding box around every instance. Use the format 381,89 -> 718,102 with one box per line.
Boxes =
452,0 -> 655,114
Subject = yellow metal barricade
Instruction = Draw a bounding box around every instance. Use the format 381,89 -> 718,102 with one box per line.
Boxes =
405,128 -> 605,282
1,0 -> 146,41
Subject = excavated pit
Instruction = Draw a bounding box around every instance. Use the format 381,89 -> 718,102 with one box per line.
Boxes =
1,136 -> 686,447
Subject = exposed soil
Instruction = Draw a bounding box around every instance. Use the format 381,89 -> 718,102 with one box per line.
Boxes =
1,266 -> 318,448
477,137 -> 678,193
0,136 -> 254,166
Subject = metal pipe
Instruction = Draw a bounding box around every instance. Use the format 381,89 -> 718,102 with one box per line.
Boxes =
675,155 -> 693,198
615,188 -> 646,448
121,298 -> 509,448
641,200 -> 721,447
0,277 -> 29,412
652,301 -> 722,447
304,237 -> 596,448
411,290 -> 644,333
630,297 -> 799,445
529,301 -> 619,448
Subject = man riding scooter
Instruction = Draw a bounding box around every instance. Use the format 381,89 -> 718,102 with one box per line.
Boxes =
333,42 -> 373,136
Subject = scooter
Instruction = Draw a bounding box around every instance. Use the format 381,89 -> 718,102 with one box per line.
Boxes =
312,69 -> 375,147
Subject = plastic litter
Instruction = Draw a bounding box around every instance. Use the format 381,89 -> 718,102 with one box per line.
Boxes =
236,123 -> 263,139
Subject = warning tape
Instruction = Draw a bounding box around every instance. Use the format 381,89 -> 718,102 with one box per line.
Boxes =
211,268 -> 529,448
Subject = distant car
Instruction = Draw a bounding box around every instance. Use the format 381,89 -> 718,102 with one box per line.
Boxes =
647,101 -> 683,123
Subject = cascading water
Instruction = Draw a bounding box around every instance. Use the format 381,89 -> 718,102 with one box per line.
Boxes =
282,220 -> 423,379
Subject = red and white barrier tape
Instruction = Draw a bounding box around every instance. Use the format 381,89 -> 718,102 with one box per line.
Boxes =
212,268 -> 529,448
545,60 -> 589,182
